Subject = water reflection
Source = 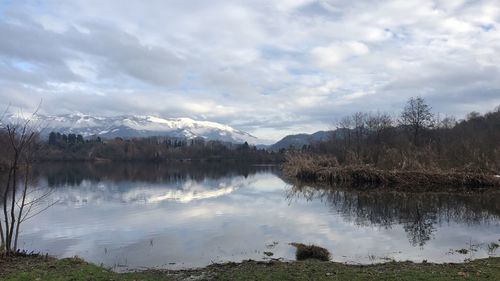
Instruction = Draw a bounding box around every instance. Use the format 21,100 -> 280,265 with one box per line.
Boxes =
35,162 -> 277,187
16,163 -> 500,270
286,185 -> 500,247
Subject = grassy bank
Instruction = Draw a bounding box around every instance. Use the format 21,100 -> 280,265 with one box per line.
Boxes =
2,255 -> 500,280
283,154 -> 500,189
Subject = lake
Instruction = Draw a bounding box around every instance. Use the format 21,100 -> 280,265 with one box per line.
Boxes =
18,162 -> 500,271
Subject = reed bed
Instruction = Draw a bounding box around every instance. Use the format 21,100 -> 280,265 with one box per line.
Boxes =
283,153 -> 500,189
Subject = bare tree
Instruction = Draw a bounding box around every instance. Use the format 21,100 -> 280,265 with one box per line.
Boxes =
437,116 -> 457,129
0,112 -> 55,255
366,112 -> 393,145
366,112 -> 393,132
336,115 -> 353,156
400,97 -> 434,146
352,112 -> 367,158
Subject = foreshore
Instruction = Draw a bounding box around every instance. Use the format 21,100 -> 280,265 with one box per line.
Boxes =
2,254 -> 500,280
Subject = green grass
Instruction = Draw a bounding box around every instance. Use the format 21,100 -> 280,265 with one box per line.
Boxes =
2,255 -> 500,280
0,255 -> 195,281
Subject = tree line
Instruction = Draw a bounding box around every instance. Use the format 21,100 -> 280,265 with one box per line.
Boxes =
39,135 -> 283,163
302,97 -> 500,172
48,132 -> 85,146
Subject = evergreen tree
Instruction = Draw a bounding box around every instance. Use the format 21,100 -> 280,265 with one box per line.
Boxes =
48,132 -> 57,145
77,134 -> 84,144
68,134 -> 76,145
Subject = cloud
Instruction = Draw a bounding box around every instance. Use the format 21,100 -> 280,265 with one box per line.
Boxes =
0,0 -> 499,141
311,41 -> 370,68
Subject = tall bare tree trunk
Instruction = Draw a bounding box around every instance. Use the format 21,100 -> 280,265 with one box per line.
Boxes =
2,166 -> 13,253
0,214 -> 4,250
14,163 -> 30,251
8,157 -> 18,254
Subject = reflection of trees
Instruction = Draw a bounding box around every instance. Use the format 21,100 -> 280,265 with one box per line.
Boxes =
287,185 -> 500,247
403,205 -> 435,247
33,162 -> 280,187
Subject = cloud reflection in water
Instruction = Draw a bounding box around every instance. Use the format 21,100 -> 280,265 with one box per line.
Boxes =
18,163 -> 500,270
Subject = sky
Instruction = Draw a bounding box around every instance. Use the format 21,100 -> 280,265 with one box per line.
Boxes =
0,0 -> 499,141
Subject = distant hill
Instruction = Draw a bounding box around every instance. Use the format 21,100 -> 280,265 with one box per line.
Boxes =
270,130 -> 333,150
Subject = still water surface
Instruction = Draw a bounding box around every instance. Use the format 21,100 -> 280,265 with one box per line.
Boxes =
20,163 -> 500,270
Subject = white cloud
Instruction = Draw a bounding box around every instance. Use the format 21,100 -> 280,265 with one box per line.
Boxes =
441,17 -> 474,33
311,41 -> 370,68
0,0 -> 499,141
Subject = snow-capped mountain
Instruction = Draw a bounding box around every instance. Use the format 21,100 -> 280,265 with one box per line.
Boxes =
3,113 -> 258,144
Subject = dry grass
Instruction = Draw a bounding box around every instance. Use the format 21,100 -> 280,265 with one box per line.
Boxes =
283,153 -> 500,189
290,243 -> 331,261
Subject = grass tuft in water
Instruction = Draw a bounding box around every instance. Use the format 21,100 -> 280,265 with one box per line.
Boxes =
487,242 -> 499,254
290,243 -> 331,261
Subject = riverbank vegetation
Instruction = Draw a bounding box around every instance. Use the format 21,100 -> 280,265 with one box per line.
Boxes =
1,127 -> 283,165
2,254 -> 500,281
284,153 -> 500,188
284,97 -> 500,187
38,135 -> 283,163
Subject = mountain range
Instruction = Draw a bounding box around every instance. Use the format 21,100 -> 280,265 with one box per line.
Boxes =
2,114 -> 259,145
3,113 -> 338,148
